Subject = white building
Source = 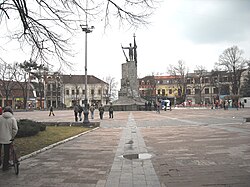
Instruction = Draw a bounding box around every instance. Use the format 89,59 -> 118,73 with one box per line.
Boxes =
46,74 -> 109,108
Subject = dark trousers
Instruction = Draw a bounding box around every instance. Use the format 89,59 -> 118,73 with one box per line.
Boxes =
49,111 -> 55,116
74,112 -> 78,122
0,143 -> 10,170
109,111 -> 113,118
99,112 -> 104,119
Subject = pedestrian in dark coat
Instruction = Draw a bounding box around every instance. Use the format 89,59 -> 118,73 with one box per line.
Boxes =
108,103 -> 114,119
74,105 -> 79,122
49,106 -> 55,116
78,105 -> 83,121
99,104 -> 104,120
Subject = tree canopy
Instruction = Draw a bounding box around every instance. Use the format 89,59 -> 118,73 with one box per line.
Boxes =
215,45 -> 248,95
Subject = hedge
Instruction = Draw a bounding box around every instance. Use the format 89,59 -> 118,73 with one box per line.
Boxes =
16,119 -> 46,138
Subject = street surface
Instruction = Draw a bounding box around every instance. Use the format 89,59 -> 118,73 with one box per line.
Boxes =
0,108 -> 250,186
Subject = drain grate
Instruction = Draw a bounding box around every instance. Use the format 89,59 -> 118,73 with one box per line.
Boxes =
120,153 -> 152,160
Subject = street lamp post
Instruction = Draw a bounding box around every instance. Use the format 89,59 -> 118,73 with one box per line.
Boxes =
80,24 -> 94,124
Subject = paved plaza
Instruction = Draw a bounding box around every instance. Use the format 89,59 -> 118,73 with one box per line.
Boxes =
0,108 -> 250,186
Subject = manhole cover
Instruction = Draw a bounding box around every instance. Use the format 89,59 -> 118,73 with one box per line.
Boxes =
120,153 -> 152,160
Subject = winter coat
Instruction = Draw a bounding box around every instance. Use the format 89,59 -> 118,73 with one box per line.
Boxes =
0,112 -> 18,144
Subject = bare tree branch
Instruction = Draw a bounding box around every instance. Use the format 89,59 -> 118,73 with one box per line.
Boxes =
1,0 -> 157,68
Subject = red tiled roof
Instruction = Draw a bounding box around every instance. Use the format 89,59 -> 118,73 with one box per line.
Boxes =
61,75 -> 108,85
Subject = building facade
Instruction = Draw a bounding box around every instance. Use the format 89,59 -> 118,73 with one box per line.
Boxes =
59,75 -> 109,108
0,74 -> 109,109
139,69 -> 249,106
138,75 -> 182,105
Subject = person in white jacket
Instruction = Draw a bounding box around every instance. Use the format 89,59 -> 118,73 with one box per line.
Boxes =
0,106 -> 18,171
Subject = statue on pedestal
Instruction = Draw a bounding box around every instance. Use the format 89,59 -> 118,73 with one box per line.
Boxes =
121,34 -> 137,66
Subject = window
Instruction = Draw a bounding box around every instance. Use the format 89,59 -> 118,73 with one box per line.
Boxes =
169,89 -> 172,94
76,89 -> 79,95
195,89 -> 200,94
213,77 -> 218,83
213,87 -> 218,94
205,88 -> 209,94
98,89 -> 101,95
187,79 -> 191,84
162,89 -> 165,96
157,89 -> 161,95
205,78 -> 209,83
52,84 -> 56,91
91,89 -> 94,95
82,90 -> 85,95
186,89 -> 191,95
142,90 -> 145,96
222,77 -> 228,82
178,89 -> 182,96
66,90 -> 69,95
72,90 -> 75,95
195,79 -> 200,84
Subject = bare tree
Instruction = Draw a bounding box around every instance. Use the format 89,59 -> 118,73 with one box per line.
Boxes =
215,46 -> 248,95
105,76 -> 118,101
167,60 -> 188,103
0,0 -> 156,66
12,62 -> 30,109
193,65 -> 207,104
0,61 -> 16,106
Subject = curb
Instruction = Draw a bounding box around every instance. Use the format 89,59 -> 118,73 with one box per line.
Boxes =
19,127 -> 100,162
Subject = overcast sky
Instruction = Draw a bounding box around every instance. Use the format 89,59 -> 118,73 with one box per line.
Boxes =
1,0 -> 250,86
73,0 -> 250,82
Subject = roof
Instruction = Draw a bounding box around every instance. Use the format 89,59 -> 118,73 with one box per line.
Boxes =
154,75 -> 181,80
61,75 -> 108,85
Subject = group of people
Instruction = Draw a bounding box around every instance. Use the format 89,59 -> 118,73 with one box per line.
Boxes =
98,103 -> 114,119
73,103 -> 114,121
0,106 -> 18,171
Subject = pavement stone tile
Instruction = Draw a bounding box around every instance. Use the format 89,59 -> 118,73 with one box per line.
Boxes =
0,109 -> 250,186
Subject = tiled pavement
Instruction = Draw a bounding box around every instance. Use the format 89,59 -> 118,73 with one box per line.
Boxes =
0,108 -> 250,186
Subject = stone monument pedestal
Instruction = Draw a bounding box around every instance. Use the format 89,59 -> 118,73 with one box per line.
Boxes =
111,59 -> 146,111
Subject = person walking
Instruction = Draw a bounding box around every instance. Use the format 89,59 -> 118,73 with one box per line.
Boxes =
156,101 -> 161,114
0,106 -> 18,171
89,105 -> 95,119
74,105 -> 79,122
99,104 -> 104,120
0,106 -> 2,115
108,103 -> 114,119
49,105 -> 55,116
78,105 -> 83,121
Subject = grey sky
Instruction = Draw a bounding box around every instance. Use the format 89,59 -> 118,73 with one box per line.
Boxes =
172,0 -> 250,43
1,0 -> 250,84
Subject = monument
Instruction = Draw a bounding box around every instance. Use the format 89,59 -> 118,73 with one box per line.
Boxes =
112,34 -> 146,111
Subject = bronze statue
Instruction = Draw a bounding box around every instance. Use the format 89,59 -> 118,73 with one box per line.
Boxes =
121,34 -> 137,65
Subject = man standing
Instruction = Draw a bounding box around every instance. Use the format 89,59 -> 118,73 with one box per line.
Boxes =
89,105 -> 95,119
99,104 -> 104,120
74,105 -> 79,122
108,103 -> 114,119
0,106 -> 18,171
